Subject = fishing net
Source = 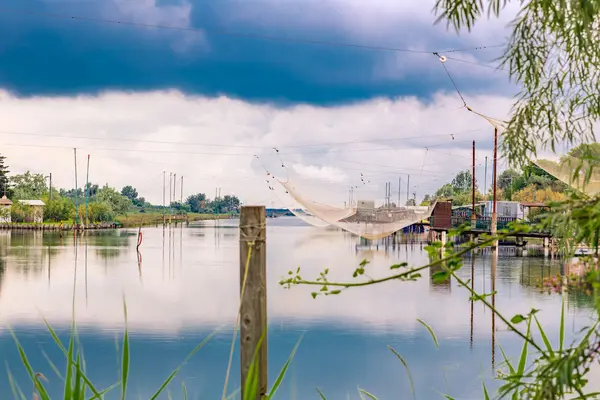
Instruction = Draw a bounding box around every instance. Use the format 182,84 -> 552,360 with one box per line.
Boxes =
276,176 -> 436,240
534,156 -> 600,196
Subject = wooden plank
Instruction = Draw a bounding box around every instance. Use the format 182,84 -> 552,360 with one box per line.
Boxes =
239,206 -> 268,399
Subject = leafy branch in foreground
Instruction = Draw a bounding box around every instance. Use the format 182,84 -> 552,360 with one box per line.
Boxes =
433,0 -> 600,166
281,219 -> 600,399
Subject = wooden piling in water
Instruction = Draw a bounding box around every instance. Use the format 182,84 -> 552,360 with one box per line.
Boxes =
239,206 -> 267,399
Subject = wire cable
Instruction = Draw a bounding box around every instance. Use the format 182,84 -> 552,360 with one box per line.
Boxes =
0,7 -> 503,55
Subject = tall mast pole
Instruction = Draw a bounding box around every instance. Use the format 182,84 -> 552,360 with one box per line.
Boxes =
180,176 -> 183,204
472,140 -> 476,228
484,156 -> 488,201
162,171 -> 166,225
407,175 -> 410,204
85,154 -> 90,227
491,127 -> 498,240
74,148 -> 79,228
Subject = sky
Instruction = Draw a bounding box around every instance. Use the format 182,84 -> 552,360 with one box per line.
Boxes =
0,0 -> 528,206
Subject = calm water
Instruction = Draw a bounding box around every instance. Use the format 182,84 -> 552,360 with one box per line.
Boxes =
0,217 -> 598,399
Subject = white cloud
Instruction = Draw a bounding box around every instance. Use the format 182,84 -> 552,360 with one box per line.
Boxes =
292,164 -> 347,183
0,89 -> 518,206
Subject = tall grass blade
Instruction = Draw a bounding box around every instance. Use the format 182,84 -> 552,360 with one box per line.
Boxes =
121,300 -> 130,400
243,335 -> 265,400
6,364 -> 27,400
387,346 -> 415,399
9,328 -> 51,400
534,316 -> 554,357
483,383 -> 491,400
417,319 -> 439,349
182,382 -> 188,400
224,388 -> 241,400
358,388 -> 379,399
559,298 -> 565,352
517,317 -> 531,376
316,388 -> 327,399
42,317 -> 103,397
74,352 -> 83,400
87,382 -> 120,400
266,334 -> 303,399
149,330 -> 217,400
498,345 -> 515,374
64,322 -> 75,400
41,348 -> 64,380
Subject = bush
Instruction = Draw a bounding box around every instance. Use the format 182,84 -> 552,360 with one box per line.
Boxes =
44,197 -> 75,222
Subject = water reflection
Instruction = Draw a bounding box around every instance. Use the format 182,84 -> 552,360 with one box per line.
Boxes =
0,218 -> 596,399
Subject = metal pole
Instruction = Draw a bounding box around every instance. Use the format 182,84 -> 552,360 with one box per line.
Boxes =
74,148 -> 79,228
398,177 -> 401,207
162,171 -> 166,226
180,176 -> 183,204
484,156 -> 488,200
406,175 -> 410,204
49,173 -> 53,201
169,173 -> 172,207
85,154 -> 90,227
491,127 -> 498,239
173,173 -> 177,204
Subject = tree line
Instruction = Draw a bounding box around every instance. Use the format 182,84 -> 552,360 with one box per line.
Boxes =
419,145 -> 595,207
0,154 -> 241,223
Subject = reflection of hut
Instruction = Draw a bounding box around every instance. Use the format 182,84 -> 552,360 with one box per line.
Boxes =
0,195 -> 12,223
18,200 -> 46,223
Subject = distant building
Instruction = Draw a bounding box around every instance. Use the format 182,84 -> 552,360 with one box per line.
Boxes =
357,200 -> 375,211
18,199 -> 46,223
479,200 -> 524,219
0,195 -> 12,223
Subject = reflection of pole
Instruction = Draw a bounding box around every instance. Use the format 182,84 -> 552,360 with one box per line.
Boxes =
491,245 -> 498,369
470,252 -> 474,349
85,155 -> 90,227
491,127 -> 498,240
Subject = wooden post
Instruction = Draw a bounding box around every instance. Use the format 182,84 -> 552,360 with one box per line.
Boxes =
240,206 -> 267,399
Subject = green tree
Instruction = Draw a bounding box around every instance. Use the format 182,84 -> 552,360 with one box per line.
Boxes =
186,193 -> 207,213
43,197 -> 75,222
435,183 -> 454,198
88,202 -> 114,222
11,171 -> 48,200
96,185 -> 132,216
0,154 -> 9,197
451,170 -> 473,194
121,186 -> 138,201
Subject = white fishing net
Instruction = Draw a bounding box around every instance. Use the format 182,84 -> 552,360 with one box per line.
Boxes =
276,176 -> 436,240
534,156 -> 600,197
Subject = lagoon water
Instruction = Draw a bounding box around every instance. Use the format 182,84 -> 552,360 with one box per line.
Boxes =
0,217 -> 597,399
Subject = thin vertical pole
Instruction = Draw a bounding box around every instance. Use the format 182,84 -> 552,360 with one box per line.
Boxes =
491,127 -> 498,238
407,175 -> 410,204
85,154 -> 90,227
398,177 -> 401,207
169,173 -> 172,207
49,173 -> 53,201
484,156 -> 488,201
74,148 -> 79,228
180,176 -> 183,204
472,140 -> 476,227
162,171 -> 166,226
173,173 -> 177,204
239,206 -> 268,399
